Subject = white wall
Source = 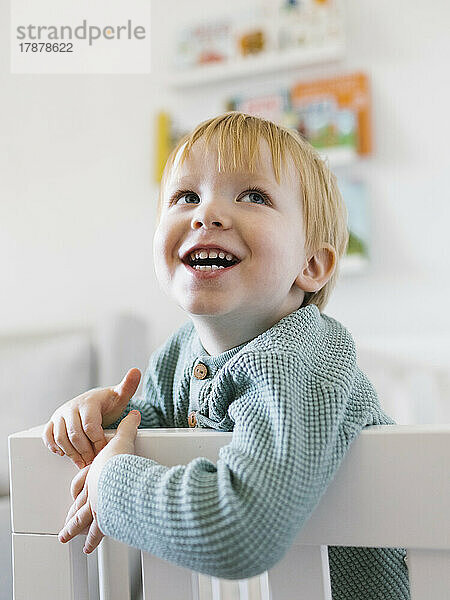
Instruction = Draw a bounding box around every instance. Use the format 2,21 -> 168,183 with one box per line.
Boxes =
1,0 -> 450,352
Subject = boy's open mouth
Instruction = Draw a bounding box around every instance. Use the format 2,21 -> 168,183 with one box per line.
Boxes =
182,248 -> 241,272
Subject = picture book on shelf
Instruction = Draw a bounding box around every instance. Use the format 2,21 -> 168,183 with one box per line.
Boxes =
174,18 -> 234,70
227,72 -> 372,166
226,90 -> 290,126
172,0 -> 345,71
290,72 -> 372,156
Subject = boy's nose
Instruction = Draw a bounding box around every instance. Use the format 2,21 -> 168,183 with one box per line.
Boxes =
191,217 -> 226,230
191,203 -> 232,230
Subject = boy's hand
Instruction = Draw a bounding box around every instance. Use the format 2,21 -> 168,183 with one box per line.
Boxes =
58,410 -> 141,554
42,368 -> 141,469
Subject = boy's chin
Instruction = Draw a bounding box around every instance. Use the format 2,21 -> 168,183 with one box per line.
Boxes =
179,299 -> 237,318
185,306 -> 232,318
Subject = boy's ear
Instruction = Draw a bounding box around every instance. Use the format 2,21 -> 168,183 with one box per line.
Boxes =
294,244 -> 337,293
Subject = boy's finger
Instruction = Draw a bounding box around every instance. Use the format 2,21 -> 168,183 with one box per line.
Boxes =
116,410 -> 141,440
53,418 -> 86,469
79,405 -> 107,455
67,410 -> 95,465
92,438 -> 108,455
65,487 -> 88,525
59,503 -> 92,543
65,502 -> 77,526
42,421 -> 64,456
71,466 -> 90,501
114,368 -> 141,404
83,518 -> 104,554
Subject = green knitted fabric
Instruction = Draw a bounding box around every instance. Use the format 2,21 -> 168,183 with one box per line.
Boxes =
98,305 -> 410,599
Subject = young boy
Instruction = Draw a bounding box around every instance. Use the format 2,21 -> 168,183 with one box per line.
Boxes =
43,112 -> 410,599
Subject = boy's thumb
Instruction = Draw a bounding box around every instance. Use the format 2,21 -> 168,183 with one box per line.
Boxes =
114,368 -> 141,405
117,410 -> 141,440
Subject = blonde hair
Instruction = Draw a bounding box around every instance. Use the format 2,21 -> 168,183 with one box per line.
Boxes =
158,112 -> 348,311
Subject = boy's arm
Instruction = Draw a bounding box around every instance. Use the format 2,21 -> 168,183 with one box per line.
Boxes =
95,351 -> 367,580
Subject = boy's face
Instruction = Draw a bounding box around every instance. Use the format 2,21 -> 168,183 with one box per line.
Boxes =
153,138 -> 309,322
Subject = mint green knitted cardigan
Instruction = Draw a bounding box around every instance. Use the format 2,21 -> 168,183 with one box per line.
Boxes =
99,305 -> 410,599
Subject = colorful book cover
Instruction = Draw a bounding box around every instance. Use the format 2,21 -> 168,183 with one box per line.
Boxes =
227,73 -> 371,162
277,0 -> 344,51
174,19 -> 234,70
290,72 -> 372,155
227,90 -> 290,126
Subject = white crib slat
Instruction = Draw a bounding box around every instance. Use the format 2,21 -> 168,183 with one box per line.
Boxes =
259,572 -> 270,600
211,576 -> 221,599
98,537 -> 133,600
238,579 -> 251,600
141,552 -> 196,599
267,545 -> 331,600
198,573 -> 213,600
12,533 -> 88,600
211,576 -> 242,600
407,549 -> 450,599
238,574 -> 267,600
87,550 -> 100,600
211,576 -> 222,599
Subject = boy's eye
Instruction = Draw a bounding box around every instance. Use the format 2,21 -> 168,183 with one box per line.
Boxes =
238,190 -> 269,205
170,188 -> 270,206
174,192 -> 200,205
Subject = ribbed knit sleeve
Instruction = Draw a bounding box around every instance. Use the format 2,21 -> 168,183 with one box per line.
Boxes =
96,350 -> 367,580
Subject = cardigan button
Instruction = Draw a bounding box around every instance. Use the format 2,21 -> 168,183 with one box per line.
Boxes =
193,363 -> 208,379
188,411 -> 197,428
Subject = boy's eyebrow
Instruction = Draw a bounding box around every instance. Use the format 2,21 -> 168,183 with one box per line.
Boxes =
167,175 -> 197,187
168,172 -> 282,189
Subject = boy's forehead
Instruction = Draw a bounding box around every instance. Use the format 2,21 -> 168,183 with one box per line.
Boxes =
167,137 -> 298,187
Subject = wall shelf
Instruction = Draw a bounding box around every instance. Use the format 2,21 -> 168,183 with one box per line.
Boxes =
167,40 -> 345,88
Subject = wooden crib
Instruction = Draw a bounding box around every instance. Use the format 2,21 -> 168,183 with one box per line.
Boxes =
9,424 -> 450,599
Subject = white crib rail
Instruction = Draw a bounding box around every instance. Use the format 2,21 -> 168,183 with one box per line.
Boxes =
9,424 -> 450,600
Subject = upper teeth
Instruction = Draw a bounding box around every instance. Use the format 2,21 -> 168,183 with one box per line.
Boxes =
190,249 -> 236,261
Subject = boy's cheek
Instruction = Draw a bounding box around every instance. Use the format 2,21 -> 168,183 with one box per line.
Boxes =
152,223 -> 164,258
153,228 -> 171,271
153,219 -> 177,255
153,259 -> 169,294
